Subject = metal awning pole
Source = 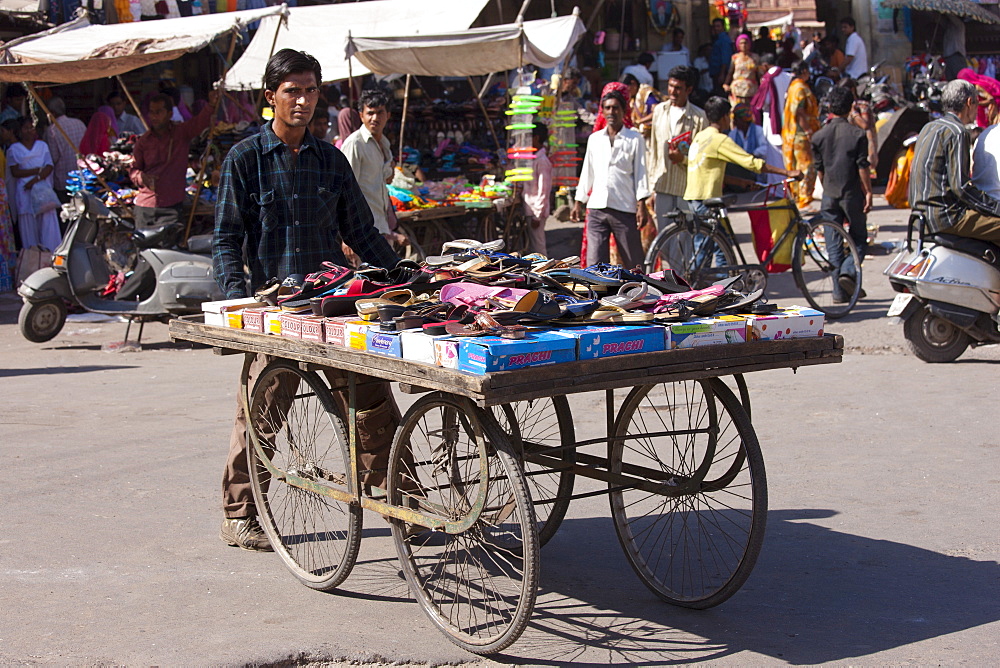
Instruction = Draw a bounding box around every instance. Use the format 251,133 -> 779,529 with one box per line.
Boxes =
25,82 -> 114,195
115,75 -> 150,133
468,76 -> 502,154
398,73 -> 411,165
183,28 -> 239,245
254,12 -> 286,116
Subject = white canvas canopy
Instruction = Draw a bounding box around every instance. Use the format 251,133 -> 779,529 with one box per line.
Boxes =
346,13 -> 586,78
0,6 -> 286,84
223,0 -> 489,90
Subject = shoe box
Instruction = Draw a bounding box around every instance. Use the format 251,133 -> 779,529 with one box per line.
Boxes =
458,330 -> 576,374
550,324 -> 668,359
743,306 -> 825,341
670,315 -> 749,348
401,330 -> 453,365
202,297 -> 264,327
366,327 -> 405,358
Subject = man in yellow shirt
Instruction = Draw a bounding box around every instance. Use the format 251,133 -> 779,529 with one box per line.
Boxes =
684,96 -> 799,268
684,96 -> 798,209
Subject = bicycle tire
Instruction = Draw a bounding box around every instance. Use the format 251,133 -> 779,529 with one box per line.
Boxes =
792,219 -> 861,319
643,221 -> 737,288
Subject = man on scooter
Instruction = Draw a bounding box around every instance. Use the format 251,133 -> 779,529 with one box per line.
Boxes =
212,49 -> 400,551
910,79 -> 1000,244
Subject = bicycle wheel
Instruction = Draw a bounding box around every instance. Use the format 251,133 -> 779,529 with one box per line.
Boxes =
247,360 -> 361,591
644,222 -> 737,288
387,392 -> 539,655
501,207 -> 531,254
609,379 -> 767,609
491,397 -> 575,546
792,220 -> 861,319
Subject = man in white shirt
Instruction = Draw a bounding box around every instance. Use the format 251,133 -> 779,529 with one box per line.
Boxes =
571,85 -> 652,268
647,65 -> 708,228
622,53 -> 655,88
341,88 -> 395,237
107,91 -> 146,137
43,96 -> 86,204
841,17 -> 868,81
972,123 -> 1000,200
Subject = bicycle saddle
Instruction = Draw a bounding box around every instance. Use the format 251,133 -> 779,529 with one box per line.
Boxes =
704,195 -> 736,209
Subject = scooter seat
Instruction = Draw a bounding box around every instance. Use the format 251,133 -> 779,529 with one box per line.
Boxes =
186,234 -> 213,254
927,233 -> 1000,269
134,224 -> 181,250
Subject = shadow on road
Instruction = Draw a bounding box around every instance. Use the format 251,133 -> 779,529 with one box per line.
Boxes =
502,509 -> 1000,665
0,364 -> 139,377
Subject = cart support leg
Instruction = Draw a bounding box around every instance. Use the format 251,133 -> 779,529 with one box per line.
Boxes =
347,371 -> 360,503
606,388 -> 616,456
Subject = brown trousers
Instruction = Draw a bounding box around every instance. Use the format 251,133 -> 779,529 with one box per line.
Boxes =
223,353 -> 399,519
941,209 -> 1000,244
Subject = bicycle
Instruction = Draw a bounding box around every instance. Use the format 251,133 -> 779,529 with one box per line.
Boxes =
643,182 -> 863,318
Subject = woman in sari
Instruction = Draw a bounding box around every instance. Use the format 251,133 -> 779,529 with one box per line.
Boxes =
781,61 -> 820,211
79,106 -> 119,155
724,33 -> 759,105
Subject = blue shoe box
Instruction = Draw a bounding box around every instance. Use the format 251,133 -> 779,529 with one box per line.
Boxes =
550,324 -> 668,359
458,330 -> 577,374
366,328 -> 404,358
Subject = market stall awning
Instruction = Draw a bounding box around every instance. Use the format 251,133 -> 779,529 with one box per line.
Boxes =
0,5 -> 287,83
223,0 -> 489,90
0,0 -> 44,14
880,0 -> 1000,25
346,13 -> 586,77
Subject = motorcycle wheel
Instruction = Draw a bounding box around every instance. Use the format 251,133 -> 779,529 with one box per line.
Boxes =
903,305 -> 970,363
18,299 -> 67,343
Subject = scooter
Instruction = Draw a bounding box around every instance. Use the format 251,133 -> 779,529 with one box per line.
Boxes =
17,193 -> 223,343
884,211 -> 1000,362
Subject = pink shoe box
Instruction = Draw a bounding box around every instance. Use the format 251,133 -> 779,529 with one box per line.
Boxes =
366,327 -> 405,358
300,316 -> 327,342
345,320 -> 372,351
241,308 -> 267,333
458,330 -> 576,375
401,330 -> 450,365
434,337 -> 460,369
279,313 -> 305,339
550,324 -> 667,359
323,316 -> 355,346
670,315 -> 749,349
743,306 -> 825,341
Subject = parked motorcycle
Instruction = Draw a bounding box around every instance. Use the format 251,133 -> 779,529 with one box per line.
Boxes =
17,193 -> 223,343
884,211 -> 1000,362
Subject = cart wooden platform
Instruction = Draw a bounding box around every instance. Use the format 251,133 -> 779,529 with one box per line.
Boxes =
170,316 -> 843,654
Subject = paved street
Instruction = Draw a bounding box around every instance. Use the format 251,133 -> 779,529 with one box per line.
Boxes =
1,197 -> 998,666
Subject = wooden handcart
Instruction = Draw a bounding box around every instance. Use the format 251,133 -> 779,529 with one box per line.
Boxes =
169,316 -> 843,654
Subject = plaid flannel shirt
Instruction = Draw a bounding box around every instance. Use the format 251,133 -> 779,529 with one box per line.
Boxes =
213,122 -> 398,299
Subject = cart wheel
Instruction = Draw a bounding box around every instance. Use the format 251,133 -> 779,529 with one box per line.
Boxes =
608,379 -> 766,609
503,208 -> 531,254
491,396 -> 575,546
387,392 -> 539,655
247,360 -> 361,591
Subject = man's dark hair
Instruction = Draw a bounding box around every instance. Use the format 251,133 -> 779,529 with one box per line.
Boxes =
532,122 -> 548,144
825,86 -> 854,116
758,27 -> 769,38
357,87 -> 390,113
840,16 -> 856,29
821,35 -> 839,47
704,96 -> 731,123
622,73 -> 640,87
263,48 -> 323,93
791,60 -> 811,75
638,52 -> 654,67
673,28 -> 685,38
4,84 -> 25,101
312,105 -> 329,123
601,87 -> 628,110
106,91 -> 123,104
2,117 -> 22,141
149,93 -> 174,111
668,65 -> 698,89
712,18 -> 725,28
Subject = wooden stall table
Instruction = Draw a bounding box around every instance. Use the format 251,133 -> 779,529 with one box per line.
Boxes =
170,316 -> 843,654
